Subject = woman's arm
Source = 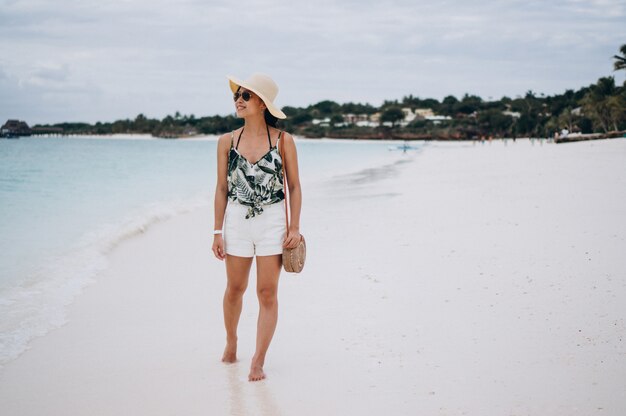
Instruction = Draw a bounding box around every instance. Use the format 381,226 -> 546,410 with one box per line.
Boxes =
282,132 -> 302,249
212,133 -> 231,260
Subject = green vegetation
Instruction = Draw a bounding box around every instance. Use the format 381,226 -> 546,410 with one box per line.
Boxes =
614,43 -> 626,72
31,45 -> 626,140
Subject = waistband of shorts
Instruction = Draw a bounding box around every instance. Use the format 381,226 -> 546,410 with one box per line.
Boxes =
227,200 -> 284,210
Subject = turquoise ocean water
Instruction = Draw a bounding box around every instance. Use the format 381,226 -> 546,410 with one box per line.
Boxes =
0,134 -> 418,366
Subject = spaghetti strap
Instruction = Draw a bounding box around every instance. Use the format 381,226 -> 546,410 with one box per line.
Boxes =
234,126 -> 275,150
276,130 -> 282,148
235,128 -> 244,150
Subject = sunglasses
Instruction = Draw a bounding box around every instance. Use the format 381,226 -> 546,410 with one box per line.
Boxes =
233,90 -> 253,102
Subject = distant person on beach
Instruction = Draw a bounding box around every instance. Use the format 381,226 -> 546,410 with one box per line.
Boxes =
211,73 -> 302,382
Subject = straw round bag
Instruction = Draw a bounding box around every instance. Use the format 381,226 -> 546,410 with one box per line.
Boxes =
283,235 -> 306,273
279,133 -> 306,273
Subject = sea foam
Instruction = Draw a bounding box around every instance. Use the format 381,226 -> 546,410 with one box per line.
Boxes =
0,193 -> 210,367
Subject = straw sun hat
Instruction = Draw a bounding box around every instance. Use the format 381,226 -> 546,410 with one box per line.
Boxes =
227,73 -> 287,119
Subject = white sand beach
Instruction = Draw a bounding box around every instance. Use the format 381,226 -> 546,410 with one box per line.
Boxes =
1,138 -> 625,415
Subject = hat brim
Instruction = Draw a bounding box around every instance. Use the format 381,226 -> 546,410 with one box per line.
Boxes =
227,75 -> 287,119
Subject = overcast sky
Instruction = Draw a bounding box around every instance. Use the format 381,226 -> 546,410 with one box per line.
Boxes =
1,0 -> 625,125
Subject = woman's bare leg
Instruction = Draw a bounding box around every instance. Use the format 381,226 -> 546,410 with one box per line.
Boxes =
249,254 -> 282,381
222,254 -> 253,363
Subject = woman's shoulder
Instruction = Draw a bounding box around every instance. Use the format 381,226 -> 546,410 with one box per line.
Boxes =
217,130 -> 237,148
277,129 -> 295,144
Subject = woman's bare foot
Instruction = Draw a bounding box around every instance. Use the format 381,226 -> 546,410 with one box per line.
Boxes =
248,365 -> 266,381
221,338 -> 237,363
248,356 -> 266,381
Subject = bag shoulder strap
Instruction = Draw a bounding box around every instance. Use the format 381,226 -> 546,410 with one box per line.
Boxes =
279,131 -> 289,230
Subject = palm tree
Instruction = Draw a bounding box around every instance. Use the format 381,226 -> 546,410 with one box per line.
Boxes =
614,44 -> 626,71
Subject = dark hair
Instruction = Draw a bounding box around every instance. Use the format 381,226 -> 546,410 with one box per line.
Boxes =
236,85 -> 279,127
264,109 -> 279,128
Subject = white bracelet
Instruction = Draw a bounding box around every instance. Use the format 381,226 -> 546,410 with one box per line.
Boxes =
213,230 -> 223,235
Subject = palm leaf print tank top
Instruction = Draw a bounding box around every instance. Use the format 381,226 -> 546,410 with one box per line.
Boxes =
227,125 -> 285,219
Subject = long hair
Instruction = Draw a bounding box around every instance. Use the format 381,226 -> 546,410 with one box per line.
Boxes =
264,109 -> 279,128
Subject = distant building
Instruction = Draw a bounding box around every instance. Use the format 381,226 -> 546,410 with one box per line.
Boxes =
311,117 -> 331,126
401,107 -> 417,123
425,115 -> 452,125
502,110 -> 521,118
342,113 -> 378,127
342,113 -> 369,124
413,108 -> 435,119
355,120 -> 379,127
397,108 -> 452,126
1,119 -> 31,137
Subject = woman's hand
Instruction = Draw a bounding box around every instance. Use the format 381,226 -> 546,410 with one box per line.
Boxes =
283,227 -> 302,249
212,234 -> 226,260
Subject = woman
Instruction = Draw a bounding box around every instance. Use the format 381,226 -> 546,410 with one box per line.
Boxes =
212,73 -> 302,382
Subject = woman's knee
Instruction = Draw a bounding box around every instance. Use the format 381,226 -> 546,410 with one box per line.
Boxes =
225,283 -> 247,301
257,286 -> 277,307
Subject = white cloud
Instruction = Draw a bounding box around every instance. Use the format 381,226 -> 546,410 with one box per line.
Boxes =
567,0 -> 626,17
0,0 -> 625,124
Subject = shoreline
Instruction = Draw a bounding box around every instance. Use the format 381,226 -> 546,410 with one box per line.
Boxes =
1,139 -> 625,415
0,141 -> 407,369
0,192 -> 213,368
18,131 -> 626,142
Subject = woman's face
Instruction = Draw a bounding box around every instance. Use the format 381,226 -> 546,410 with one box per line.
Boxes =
234,87 -> 266,118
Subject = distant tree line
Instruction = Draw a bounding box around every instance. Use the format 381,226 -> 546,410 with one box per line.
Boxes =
32,45 -> 626,140
42,112 -> 244,138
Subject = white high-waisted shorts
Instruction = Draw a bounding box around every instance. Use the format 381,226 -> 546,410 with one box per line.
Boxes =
224,201 -> 287,257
